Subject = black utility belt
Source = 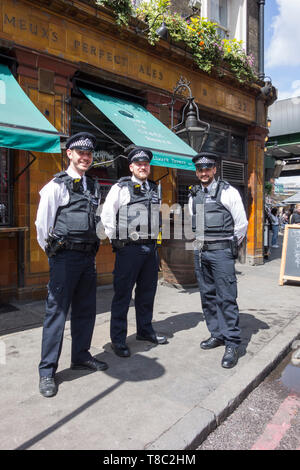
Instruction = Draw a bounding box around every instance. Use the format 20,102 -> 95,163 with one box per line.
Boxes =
202,240 -> 231,251
123,239 -> 156,246
64,242 -> 97,252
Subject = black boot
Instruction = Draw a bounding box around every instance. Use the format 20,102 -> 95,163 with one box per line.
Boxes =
221,346 -> 239,368
39,376 -> 57,398
200,337 -> 224,350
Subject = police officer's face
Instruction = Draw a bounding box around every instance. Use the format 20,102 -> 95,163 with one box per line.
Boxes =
129,160 -> 151,181
196,166 -> 216,186
67,149 -> 93,176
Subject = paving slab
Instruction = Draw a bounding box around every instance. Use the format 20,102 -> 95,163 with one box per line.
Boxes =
0,237 -> 299,450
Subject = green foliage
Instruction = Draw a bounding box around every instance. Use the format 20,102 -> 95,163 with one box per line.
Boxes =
96,0 -> 258,84
96,0 -> 134,27
136,0 -> 257,83
265,181 -> 273,195
222,38 -> 257,83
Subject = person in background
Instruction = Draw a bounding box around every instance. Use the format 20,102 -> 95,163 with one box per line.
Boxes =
279,211 -> 289,232
270,207 -> 280,248
290,203 -> 300,224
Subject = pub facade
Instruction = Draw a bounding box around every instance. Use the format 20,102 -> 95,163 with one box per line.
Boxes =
0,0 -> 270,301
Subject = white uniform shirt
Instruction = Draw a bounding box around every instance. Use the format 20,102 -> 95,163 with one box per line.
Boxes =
35,167 -> 89,251
101,176 -> 150,240
188,180 -> 248,244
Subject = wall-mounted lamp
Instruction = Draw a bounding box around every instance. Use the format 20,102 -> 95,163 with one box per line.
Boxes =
135,13 -> 168,39
169,77 -> 210,153
267,117 -> 271,128
154,20 -> 169,40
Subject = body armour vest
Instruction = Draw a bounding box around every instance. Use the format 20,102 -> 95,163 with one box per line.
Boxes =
53,171 -> 100,244
190,179 -> 234,240
116,177 -> 160,240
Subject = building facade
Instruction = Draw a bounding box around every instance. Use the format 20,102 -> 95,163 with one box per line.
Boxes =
0,0 -> 270,301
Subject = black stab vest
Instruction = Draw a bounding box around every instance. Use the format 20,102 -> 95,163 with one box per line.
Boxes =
53,171 -> 100,244
190,179 -> 234,239
116,177 -> 160,240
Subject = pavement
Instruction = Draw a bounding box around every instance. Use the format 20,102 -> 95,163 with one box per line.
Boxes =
0,233 -> 300,451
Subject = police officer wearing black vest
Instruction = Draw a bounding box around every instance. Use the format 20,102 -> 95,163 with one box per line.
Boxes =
189,152 -> 248,368
101,146 -> 167,358
35,132 -> 108,398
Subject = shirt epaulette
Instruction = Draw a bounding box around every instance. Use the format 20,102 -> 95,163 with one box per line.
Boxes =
219,179 -> 230,190
54,171 -> 67,178
117,176 -> 132,187
53,171 -> 69,184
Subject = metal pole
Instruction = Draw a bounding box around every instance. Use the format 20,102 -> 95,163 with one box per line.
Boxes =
258,0 -> 265,80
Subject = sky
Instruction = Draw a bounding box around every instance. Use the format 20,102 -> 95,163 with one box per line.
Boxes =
264,0 -> 300,186
265,0 -> 300,100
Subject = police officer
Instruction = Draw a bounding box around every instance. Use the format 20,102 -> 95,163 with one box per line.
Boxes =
189,152 -> 248,368
101,146 -> 167,358
35,132 -> 108,398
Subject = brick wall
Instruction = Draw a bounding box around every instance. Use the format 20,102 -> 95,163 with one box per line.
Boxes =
247,0 -> 259,74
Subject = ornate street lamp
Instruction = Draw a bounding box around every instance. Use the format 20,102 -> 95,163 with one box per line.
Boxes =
170,77 -> 210,153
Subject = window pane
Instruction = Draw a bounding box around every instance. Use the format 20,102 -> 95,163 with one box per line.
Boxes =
211,0 -> 228,28
0,148 -> 9,225
202,128 -> 229,154
178,184 -> 191,207
231,134 -> 245,159
217,27 -> 227,39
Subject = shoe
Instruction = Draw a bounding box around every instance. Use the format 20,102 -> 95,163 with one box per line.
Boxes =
70,357 -> 108,371
272,245 -> 279,248
39,376 -> 57,398
111,343 -> 131,358
136,332 -> 168,344
200,337 -> 224,350
221,346 -> 239,369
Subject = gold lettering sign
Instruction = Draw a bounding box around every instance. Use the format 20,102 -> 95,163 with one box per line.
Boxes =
0,0 -> 255,122
3,10 -> 60,47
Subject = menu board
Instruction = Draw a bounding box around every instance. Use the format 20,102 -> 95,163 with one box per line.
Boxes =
279,225 -> 300,285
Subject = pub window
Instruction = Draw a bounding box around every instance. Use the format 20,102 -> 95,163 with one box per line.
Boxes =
231,134 -> 245,159
210,0 -> 229,39
176,122 -> 247,206
178,183 -> 192,207
201,127 -> 229,154
0,147 -> 13,226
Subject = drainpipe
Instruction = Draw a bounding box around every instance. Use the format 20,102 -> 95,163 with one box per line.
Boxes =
257,0 -> 265,80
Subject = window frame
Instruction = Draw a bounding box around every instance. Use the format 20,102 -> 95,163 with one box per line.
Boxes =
208,0 -> 229,38
0,147 -> 14,227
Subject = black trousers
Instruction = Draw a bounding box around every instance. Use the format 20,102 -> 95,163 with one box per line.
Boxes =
39,250 -> 97,377
110,243 -> 159,345
194,248 -> 241,347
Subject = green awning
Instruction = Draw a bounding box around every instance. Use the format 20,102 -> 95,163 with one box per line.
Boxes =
150,151 -> 195,170
79,88 -> 197,170
0,64 -> 61,153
